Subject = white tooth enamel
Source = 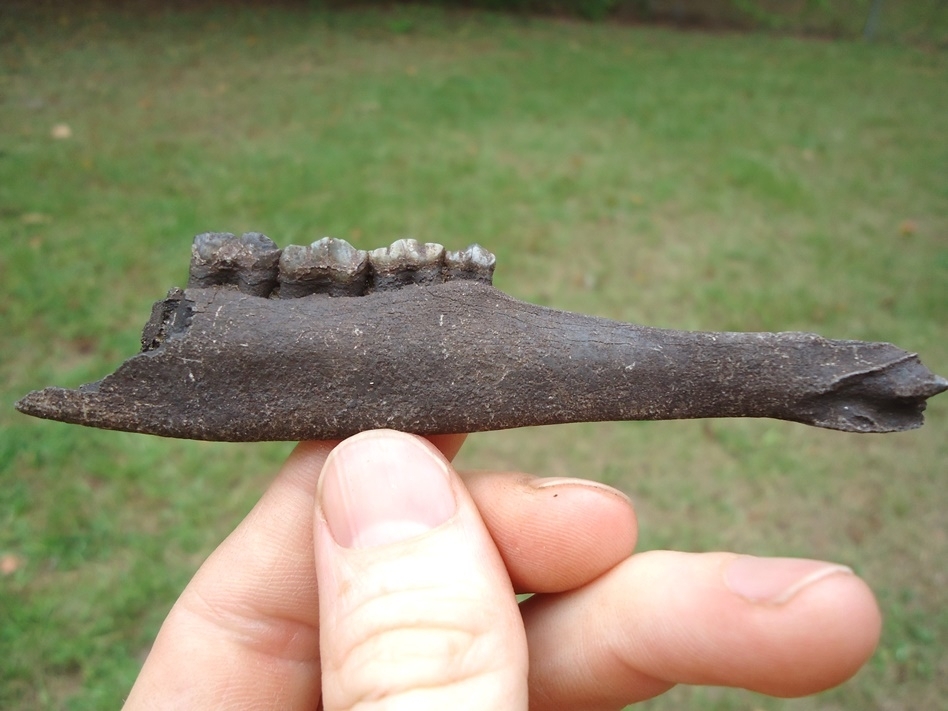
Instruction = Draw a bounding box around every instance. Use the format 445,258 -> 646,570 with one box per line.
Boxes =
278,238 -> 368,297
188,234 -> 492,297
192,232 -> 279,265
419,241 -> 446,265
368,239 -> 446,291
278,244 -> 311,273
445,243 -> 496,283
370,239 -> 445,271
387,238 -> 422,263
319,237 -> 369,279
239,232 -> 280,254
368,241 -> 403,271
192,232 -> 236,262
189,232 -> 281,296
280,238 -> 366,277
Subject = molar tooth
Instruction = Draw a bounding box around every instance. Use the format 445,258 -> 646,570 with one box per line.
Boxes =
277,238 -> 369,298
188,232 -> 281,296
444,244 -> 496,284
369,239 -> 446,291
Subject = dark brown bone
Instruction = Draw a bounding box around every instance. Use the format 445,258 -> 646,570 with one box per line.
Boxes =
15,237 -> 947,441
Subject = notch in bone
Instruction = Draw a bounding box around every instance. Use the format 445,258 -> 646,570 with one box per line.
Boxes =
188,232 -> 281,296
278,238 -> 369,297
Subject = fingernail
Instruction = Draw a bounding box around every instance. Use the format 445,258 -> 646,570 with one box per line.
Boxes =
318,431 -> 457,549
532,477 -> 633,504
724,556 -> 854,605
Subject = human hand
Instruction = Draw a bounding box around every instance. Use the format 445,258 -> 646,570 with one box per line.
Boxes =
124,429 -> 880,710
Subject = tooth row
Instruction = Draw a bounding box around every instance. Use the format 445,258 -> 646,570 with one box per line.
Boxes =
186,234 -> 495,298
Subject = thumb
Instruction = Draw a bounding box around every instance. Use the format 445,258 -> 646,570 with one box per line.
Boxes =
314,430 -> 529,711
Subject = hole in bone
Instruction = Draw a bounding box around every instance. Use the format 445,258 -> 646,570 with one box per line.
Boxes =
140,288 -> 195,352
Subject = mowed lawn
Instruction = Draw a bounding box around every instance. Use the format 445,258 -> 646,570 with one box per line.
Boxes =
1,4 -> 946,709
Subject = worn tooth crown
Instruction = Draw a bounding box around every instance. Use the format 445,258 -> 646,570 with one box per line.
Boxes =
189,232 -> 281,296
186,234 -> 496,297
278,238 -> 369,298
369,238 -> 446,290
445,244 -> 496,283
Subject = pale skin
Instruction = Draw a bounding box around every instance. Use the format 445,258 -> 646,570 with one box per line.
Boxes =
124,429 -> 882,711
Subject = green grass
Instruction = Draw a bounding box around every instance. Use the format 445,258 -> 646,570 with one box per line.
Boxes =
1,4 -> 946,709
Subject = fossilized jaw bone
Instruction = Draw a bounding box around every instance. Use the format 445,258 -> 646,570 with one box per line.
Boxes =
187,233 -> 495,298
14,233 -> 948,442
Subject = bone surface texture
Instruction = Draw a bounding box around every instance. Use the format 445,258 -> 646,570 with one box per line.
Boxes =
16,233 -> 947,441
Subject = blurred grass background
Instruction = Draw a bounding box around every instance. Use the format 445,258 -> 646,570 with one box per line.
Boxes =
1,3 -> 946,709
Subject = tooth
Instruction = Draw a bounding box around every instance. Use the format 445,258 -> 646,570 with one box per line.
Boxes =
277,238 -> 369,298
369,239 -> 446,291
189,232 -> 235,287
444,244 -> 496,284
188,232 -> 281,296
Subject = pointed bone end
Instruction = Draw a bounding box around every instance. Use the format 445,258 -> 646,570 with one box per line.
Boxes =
806,355 -> 947,433
16,387 -> 93,426
931,374 -> 948,394
15,385 -> 161,437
